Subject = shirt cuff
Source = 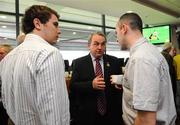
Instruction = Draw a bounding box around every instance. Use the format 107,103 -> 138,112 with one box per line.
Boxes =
133,100 -> 158,112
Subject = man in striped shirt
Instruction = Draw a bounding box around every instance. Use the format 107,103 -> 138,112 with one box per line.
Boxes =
0,5 -> 70,125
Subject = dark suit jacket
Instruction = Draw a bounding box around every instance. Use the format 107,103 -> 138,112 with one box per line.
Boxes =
70,54 -> 123,125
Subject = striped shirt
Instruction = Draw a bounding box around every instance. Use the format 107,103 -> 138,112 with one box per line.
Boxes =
0,34 -> 70,125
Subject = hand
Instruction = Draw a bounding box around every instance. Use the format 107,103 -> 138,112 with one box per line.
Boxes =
92,75 -> 106,90
115,85 -> 122,90
110,76 -> 114,85
110,75 -> 122,90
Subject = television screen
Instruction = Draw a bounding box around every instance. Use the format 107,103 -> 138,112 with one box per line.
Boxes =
143,25 -> 170,44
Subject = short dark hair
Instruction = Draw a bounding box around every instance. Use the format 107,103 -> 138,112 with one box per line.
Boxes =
22,5 -> 60,34
119,13 -> 143,33
88,32 -> 107,44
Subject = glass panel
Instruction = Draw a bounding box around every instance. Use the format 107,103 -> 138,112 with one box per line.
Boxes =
57,22 -> 102,51
0,14 -> 16,47
19,0 -> 49,13
106,15 -> 118,27
57,22 -> 102,63
58,7 -> 102,25
106,28 -> 119,50
106,28 -> 130,59
0,0 -> 15,13
19,0 -> 102,25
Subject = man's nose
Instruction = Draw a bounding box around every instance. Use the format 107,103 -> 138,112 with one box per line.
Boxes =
58,27 -> 61,35
97,44 -> 102,49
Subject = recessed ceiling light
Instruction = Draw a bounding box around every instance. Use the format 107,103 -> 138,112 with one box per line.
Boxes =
38,1 -> 47,6
73,32 -> 76,35
126,11 -> 133,13
0,16 -> 7,19
1,25 -> 7,28
88,26 -> 92,29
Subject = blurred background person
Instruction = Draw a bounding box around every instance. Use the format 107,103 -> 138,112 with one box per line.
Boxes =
70,32 -> 123,125
16,33 -> 26,45
174,33 -> 180,117
0,5 -> 69,125
116,13 -> 176,125
0,44 -> 13,61
0,44 -> 13,125
161,42 -> 177,101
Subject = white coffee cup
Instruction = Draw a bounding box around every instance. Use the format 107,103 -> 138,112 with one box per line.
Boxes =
111,75 -> 123,85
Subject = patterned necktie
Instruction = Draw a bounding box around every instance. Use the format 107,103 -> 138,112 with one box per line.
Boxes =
95,58 -> 107,115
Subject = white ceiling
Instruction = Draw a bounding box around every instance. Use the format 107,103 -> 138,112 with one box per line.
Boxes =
39,0 -> 180,25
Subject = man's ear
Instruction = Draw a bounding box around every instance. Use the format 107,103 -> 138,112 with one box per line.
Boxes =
88,41 -> 91,47
33,18 -> 41,31
88,43 -> 90,49
122,24 -> 128,34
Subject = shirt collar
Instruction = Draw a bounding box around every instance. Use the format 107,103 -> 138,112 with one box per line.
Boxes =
130,37 -> 147,56
90,53 -> 103,61
24,33 -> 50,45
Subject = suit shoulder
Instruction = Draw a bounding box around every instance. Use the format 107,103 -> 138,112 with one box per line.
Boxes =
72,55 -> 90,64
105,54 -> 118,61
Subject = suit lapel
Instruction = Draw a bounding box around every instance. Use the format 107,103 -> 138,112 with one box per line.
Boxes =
103,55 -> 109,81
87,54 -> 96,78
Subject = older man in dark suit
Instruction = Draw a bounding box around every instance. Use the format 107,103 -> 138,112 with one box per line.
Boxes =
70,32 -> 123,125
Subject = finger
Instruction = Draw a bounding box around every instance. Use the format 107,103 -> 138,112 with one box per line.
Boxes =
96,75 -> 102,78
111,81 -> 115,85
97,84 -> 106,88
96,77 -> 104,81
110,79 -> 113,82
115,85 -> 122,90
96,81 -> 105,85
97,87 -> 105,90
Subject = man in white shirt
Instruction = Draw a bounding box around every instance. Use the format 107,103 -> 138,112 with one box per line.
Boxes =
0,5 -> 69,125
115,13 -> 176,125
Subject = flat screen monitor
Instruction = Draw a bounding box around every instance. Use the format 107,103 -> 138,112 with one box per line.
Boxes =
143,25 -> 170,45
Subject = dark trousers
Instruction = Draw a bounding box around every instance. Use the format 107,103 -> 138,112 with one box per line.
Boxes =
71,111 -> 124,125
94,113 -> 109,125
0,102 -> 9,125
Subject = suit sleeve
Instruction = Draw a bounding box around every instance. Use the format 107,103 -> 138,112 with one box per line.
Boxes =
70,60 -> 96,94
69,59 -> 96,124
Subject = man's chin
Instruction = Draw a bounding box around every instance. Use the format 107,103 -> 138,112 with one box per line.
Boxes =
120,45 -> 128,50
96,53 -> 104,58
118,43 -> 128,50
50,40 -> 58,45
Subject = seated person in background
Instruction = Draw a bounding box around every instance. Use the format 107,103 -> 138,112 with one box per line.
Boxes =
70,32 -> 123,125
0,44 -> 13,125
161,42 -> 177,101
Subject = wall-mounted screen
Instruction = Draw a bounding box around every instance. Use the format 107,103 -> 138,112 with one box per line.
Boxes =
143,25 -> 170,45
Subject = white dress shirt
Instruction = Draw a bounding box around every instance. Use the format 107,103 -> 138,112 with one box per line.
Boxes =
0,34 -> 70,125
122,37 -> 176,125
90,53 -> 104,77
